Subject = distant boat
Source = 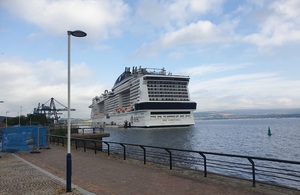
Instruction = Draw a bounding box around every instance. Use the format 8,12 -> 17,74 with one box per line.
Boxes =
89,66 -> 197,128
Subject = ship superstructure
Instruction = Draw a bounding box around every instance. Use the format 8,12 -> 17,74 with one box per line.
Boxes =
89,66 -> 197,127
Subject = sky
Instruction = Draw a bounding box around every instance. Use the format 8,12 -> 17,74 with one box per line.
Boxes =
1,0 -> 300,118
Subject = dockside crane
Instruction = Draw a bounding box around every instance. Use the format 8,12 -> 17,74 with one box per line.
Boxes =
33,97 -> 75,122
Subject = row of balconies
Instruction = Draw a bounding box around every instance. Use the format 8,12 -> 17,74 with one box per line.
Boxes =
149,94 -> 188,98
149,98 -> 189,101
104,96 -> 118,112
148,91 -> 188,94
147,81 -> 187,85
148,88 -> 187,92
147,85 -> 187,88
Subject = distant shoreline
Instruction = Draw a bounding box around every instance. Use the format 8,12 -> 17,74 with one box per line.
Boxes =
194,111 -> 300,120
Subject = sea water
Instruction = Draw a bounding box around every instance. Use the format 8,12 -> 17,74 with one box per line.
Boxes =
104,118 -> 300,161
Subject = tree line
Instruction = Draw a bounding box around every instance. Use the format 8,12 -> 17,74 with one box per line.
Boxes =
3,114 -> 50,126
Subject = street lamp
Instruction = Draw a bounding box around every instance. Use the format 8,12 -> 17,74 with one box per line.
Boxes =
6,111 -> 9,128
66,30 -> 87,192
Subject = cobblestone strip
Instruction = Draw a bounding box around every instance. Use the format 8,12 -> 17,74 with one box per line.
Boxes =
13,154 -> 95,195
0,153 -> 88,195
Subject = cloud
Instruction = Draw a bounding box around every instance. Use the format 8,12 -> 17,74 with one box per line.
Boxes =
132,0 -> 300,57
243,0 -> 300,48
189,71 -> 300,110
133,19 -> 239,57
1,0 -> 130,40
135,0 -> 223,29
0,56 -> 105,118
179,64 -> 247,76
161,21 -> 226,47
130,0 -> 229,57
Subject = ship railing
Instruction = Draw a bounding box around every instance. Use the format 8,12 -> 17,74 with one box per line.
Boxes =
48,135 -> 300,190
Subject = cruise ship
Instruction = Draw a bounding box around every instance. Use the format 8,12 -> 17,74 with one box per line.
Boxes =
89,66 -> 197,128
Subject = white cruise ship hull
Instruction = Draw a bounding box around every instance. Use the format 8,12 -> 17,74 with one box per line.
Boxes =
92,110 -> 195,128
90,67 -> 197,128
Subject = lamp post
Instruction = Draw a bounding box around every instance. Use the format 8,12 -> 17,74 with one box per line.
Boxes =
6,111 -> 9,128
66,30 -> 87,192
18,111 -> 20,126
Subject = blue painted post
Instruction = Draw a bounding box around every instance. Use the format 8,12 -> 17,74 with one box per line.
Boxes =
66,153 -> 72,192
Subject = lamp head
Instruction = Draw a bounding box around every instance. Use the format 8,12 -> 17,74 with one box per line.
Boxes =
68,30 -> 87,37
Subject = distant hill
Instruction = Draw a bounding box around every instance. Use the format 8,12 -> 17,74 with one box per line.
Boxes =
194,108 -> 300,120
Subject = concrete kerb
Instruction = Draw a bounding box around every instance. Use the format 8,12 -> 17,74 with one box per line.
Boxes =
12,153 -> 95,195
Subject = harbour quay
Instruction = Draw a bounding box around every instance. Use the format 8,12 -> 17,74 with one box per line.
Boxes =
2,144 -> 299,195
49,123 -> 110,152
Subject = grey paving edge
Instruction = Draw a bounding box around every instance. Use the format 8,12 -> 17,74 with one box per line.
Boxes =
13,153 -> 95,195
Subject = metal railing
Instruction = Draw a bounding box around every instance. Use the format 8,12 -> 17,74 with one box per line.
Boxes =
48,135 -> 300,189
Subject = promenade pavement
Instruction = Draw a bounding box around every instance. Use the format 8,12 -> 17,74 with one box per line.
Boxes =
1,144 -> 300,195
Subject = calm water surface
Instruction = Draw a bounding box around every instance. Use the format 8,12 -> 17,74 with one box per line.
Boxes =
104,118 -> 300,161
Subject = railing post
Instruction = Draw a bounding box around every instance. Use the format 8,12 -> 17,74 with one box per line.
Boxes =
83,140 -> 86,152
165,149 -> 172,170
103,142 -> 110,156
93,141 -> 97,154
199,152 -> 207,177
248,157 -> 256,187
140,146 -> 146,164
120,144 -> 126,160
62,137 -> 65,147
